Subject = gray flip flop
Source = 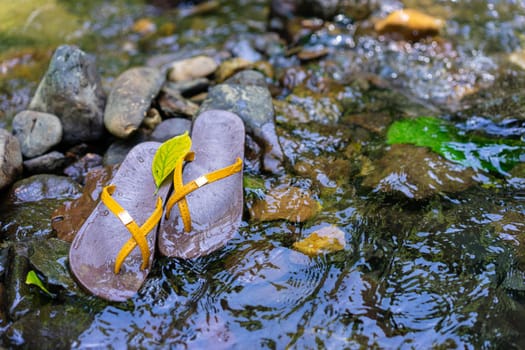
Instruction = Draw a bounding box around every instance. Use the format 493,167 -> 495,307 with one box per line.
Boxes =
69,142 -> 170,301
158,110 -> 245,259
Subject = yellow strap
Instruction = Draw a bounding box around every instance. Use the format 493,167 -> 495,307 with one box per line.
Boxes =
101,185 -> 163,274
165,152 -> 243,233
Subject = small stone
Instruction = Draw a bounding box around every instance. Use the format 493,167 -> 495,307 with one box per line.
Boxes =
150,118 -> 192,142
164,78 -> 210,96
12,110 -> 62,158
297,47 -> 330,61
132,18 -> 156,35
248,186 -> 320,222
142,108 -> 162,130
215,57 -> 252,82
167,56 -> 218,82
104,67 -> 165,138
0,129 -> 23,191
28,45 -> 106,143
23,151 -> 66,174
157,89 -> 200,117
374,9 -> 444,40
103,131 -> 149,166
293,225 -> 346,256
63,153 -> 103,185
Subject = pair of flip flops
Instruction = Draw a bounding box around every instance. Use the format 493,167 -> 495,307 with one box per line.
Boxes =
69,110 -> 245,301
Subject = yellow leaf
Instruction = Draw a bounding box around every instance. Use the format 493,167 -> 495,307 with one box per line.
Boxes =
152,131 -> 192,190
293,226 -> 346,256
25,270 -> 53,296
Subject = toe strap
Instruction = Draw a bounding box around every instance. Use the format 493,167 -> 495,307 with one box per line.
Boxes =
101,185 -> 163,274
165,154 -> 243,232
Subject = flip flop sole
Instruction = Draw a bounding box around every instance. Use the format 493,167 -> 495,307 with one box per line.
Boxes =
158,110 -> 245,258
69,142 -> 169,301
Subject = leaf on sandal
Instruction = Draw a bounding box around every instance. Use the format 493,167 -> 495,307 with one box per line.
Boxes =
152,131 -> 192,190
26,270 -> 53,296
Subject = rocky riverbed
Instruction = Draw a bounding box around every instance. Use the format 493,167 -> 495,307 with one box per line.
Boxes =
1,0 -> 525,348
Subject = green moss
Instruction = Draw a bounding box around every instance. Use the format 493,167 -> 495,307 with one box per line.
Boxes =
387,116 -> 525,175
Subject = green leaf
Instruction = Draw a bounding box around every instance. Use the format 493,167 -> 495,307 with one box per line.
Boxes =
152,131 -> 192,190
26,270 -> 53,296
386,116 -> 525,175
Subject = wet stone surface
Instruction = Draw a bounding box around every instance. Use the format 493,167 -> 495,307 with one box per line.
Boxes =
1,0 -> 525,348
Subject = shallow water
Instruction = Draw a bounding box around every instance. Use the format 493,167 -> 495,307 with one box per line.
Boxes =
1,0 -> 525,348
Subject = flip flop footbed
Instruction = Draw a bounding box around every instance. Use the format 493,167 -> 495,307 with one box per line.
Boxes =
69,142 -> 169,301
158,110 -> 245,258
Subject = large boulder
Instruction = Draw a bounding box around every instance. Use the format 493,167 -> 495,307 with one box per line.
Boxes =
29,45 -> 106,143
0,129 -> 23,190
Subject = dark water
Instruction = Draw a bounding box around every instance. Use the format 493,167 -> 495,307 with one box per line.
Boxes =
1,0 -> 525,348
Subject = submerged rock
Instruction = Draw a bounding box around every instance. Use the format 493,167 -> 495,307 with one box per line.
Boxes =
29,238 -> 77,291
23,151 -> 66,174
104,67 -> 165,138
3,304 -> 93,349
0,175 -> 82,241
4,244 -> 43,321
12,110 -> 62,158
28,45 -> 106,143
248,185 -> 319,222
0,128 -> 23,191
200,83 -> 284,174
361,144 -> 476,200
293,225 -> 346,256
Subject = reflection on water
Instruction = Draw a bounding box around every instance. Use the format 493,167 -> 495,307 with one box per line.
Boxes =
2,0 -> 525,348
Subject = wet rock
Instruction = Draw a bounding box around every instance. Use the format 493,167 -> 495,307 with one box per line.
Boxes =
28,45 -> 106,143
5,244 -> 44,321
0,283 -> 6,330
361,144 -> 476,200
23,151 -> 66,174
224,69 -> 267,87
103,131 -> 149,166
0,175 -> 81,241
6,174 -> 81,204
297,47 -> 330,61
274,86 -> 342,124
0,128 -> 23,191
104,67 -> 164,138
164,78 -> 210,96
344,112 -> 392,135
248,185 -> 319,222
374,9 -> 444,41
157,89 -> 200,117
12,110 -> 62,158
150,118 -> 192,142
29,238 -> 77,291
142,108 -> 162,131
215,58 -> 252,82
64,153 -> 103,185
52,166 -> 114,242
293,225 -> 346,256
200,84 -> 284,174
167,55 -> 218,82
3,304 -> 93,349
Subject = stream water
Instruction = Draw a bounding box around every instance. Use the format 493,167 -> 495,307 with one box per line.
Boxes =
1,0 -> 525,348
